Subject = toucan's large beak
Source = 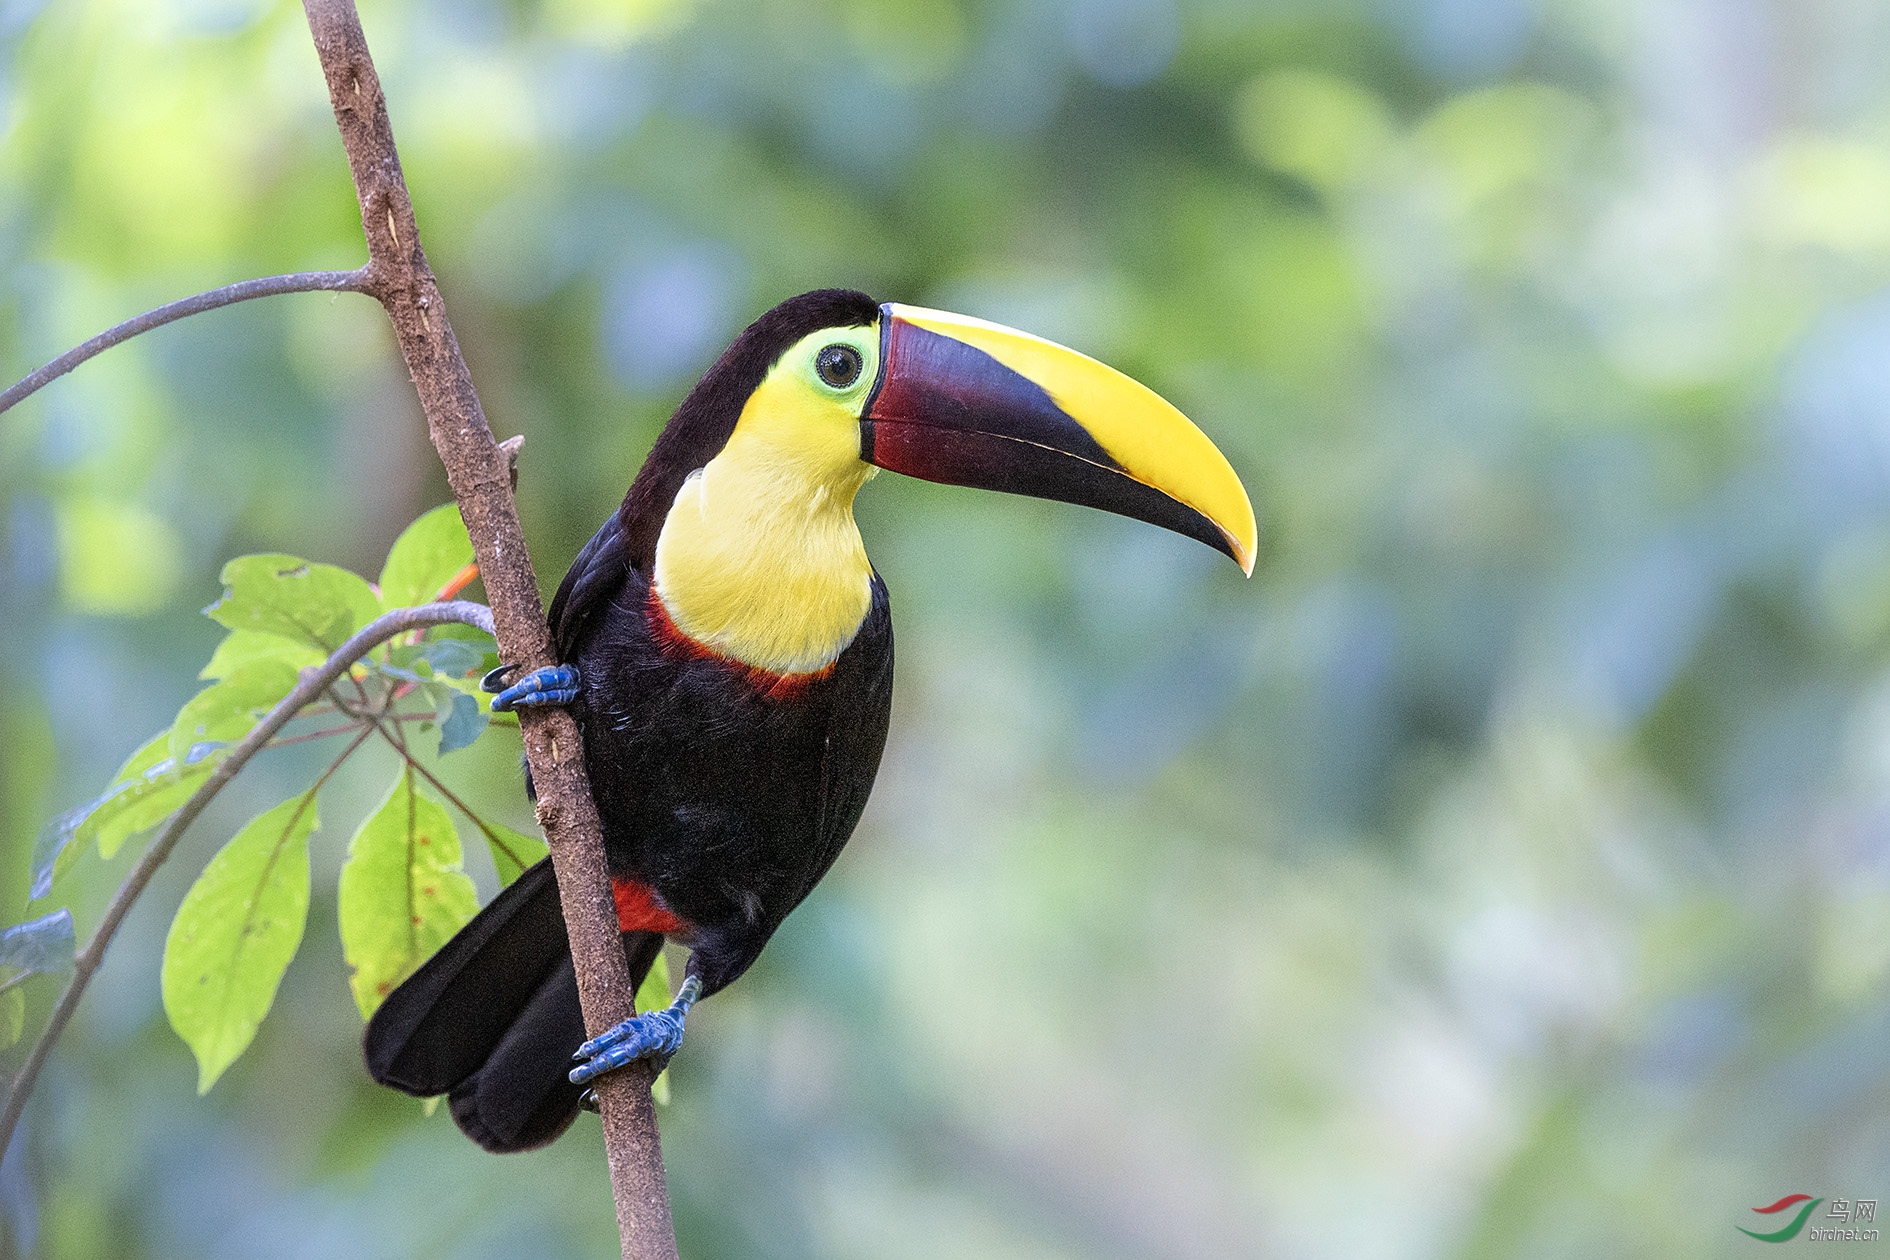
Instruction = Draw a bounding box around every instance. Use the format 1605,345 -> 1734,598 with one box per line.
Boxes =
861,304 -> 1257,574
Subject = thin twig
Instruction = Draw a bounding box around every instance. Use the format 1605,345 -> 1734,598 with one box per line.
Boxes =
266,711 -> 433,749
379,690 -> 413,756
0,270 -> 372,416
0,600 -> 493,1155
268,723 -> 367,747
306,723 -> 381,803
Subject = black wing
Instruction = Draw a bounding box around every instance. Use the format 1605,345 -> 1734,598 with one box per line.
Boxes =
797,573 -> 894,905
546,514 -> 632,662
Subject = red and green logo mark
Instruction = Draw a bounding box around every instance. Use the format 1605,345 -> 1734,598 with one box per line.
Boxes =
1740,1195 -> 1822,1242
1741,1195 -> 1880,1242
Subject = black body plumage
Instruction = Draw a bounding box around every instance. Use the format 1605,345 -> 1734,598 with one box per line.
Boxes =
559,536 -> 893,996
365,291 -> 894,1152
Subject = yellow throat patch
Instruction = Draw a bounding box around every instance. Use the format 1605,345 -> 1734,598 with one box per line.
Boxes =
652,328 -> 879,675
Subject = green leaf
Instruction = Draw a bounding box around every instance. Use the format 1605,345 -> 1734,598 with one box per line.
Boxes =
26,804 -> 83,891
378,504 -> 475,611
414,630 -> 502,697
201,630 -> 325,681
416,638 -> 484,679
437,693 -> 487,755
112,732 -> 173,785
94,757 -> 216,860
478,821 -> 548,887
92,734 -> 222,860
0,989 -> 22,1051
339,769 -> 480,1019
0,909 -> 76,974
170,658 -> 300,765
35,737 -> 223,891
204,554 -> 381,653
638,951 -> 673,1106
161,791 -> 316,1093
636,947 -> 670,1013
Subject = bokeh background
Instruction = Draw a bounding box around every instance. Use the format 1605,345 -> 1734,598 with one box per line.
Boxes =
5,0 -> 1890,1254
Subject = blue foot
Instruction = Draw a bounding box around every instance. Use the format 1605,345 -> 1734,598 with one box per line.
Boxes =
484,664 -> 581,712
570,975 -> 702,1085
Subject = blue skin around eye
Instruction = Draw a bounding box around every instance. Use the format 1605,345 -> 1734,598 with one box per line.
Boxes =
485,664 -> 582,711
570,975 -> 703,1084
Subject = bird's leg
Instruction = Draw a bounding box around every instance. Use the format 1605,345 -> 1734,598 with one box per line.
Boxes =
483,663 -> 581,712
570,974 -> 703,1086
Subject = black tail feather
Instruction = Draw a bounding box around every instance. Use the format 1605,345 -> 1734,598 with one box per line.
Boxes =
364,857 -> 666,1153
364,857 -> 569,1096
446,953 -> 588,1151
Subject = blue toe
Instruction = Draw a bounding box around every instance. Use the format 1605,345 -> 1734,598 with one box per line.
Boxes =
569,1009 -> 685,1084
488,665 -> 581,712
568,975 -> 701,1085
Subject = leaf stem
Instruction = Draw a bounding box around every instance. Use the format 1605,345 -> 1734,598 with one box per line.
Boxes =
366,722 -> 514,855
0,600 -> 494,1158
0,270 -> 373,416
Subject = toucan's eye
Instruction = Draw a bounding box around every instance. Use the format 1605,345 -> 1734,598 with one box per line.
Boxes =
815,343 -> 863,389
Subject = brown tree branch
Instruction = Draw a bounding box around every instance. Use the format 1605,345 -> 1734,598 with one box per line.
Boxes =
0,270 -> 371,416
0,600 -> 494,1156
297,3 -> 676,1256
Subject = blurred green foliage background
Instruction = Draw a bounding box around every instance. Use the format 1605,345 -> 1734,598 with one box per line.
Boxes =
6,0 -> 1890,1254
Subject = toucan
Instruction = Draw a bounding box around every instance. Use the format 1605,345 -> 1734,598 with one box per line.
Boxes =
363,289 -> 1256,1152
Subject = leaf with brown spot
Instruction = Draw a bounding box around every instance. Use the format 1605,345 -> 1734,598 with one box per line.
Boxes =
337,767 -> 478,1019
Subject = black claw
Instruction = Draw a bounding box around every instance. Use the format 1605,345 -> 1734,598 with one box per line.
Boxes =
481,663 -> 518,694
577,1088 -> 600,1114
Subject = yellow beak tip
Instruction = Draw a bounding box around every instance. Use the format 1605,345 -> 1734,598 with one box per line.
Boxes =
1230,536 -> 1257,577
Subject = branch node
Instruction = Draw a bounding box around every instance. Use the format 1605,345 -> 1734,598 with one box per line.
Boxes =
498,434 -> 525,490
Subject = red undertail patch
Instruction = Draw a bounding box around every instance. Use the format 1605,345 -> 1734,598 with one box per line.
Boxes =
611,875 -> 689,935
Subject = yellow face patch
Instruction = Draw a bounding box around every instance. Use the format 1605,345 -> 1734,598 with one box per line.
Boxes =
652,325 -> 881,674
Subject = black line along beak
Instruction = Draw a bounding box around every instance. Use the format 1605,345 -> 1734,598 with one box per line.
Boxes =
861,303 -> 1256,573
